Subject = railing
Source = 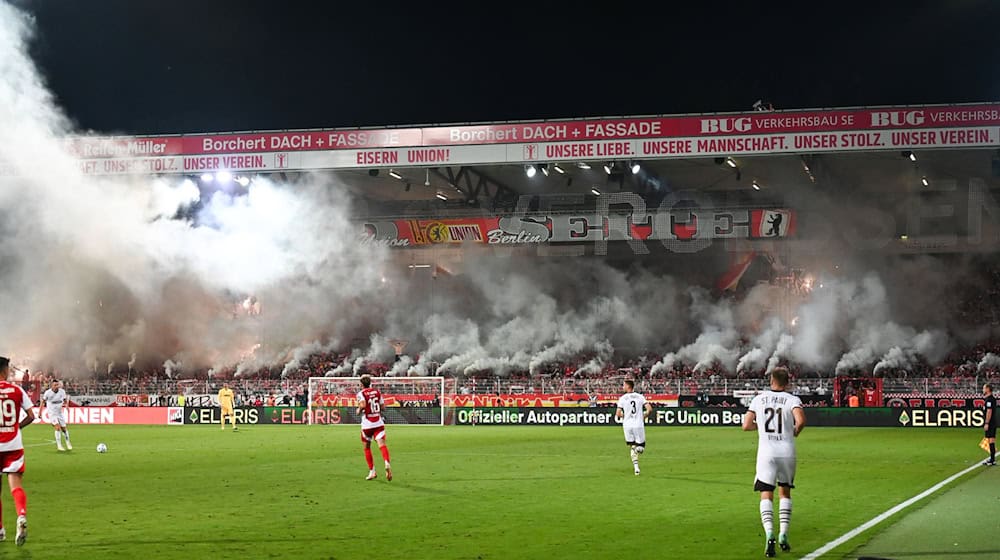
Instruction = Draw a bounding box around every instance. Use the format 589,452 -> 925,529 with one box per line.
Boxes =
59,374 -> 1000,399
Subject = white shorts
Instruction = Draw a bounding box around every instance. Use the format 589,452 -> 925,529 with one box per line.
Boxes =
755,454 -> 796,489
49,411 -> 67,427
623,425 -> 646,446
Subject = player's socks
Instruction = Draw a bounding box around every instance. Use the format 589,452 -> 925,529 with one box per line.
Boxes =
54,431 -> 63,450
364,448 -> 374,470
778,498 -> 792,541
759,499 -> 774,537
12,488 -> 26,517
379,445 -> 390,463
64,431 -> 72,450
0,527 -> 6,541
990,443 -> 996,463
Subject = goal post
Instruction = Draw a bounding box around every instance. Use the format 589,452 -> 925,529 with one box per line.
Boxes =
307,376 -> 446,426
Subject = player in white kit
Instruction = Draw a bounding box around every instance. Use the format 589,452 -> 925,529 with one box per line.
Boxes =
742,367 -> 805,558
616,379 -> 651,475
41,380 -> 72,451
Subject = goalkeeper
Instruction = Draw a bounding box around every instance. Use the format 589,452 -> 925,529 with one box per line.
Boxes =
218,383 -> 237,431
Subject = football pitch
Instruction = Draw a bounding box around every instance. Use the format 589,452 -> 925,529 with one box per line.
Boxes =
11,423 -> 995,559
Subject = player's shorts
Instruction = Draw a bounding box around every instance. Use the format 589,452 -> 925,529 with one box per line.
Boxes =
623,425 -> 646,446
985,425 -> 997,439
48,411 -> 66,427
361,426 -> 386,443
220,406 -> 234,417
754,454 -> 796,491
0,449 -> 25,474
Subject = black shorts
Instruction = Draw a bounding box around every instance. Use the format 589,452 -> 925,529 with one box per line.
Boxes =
985,426 -> 997,439
754,480 -> 795,492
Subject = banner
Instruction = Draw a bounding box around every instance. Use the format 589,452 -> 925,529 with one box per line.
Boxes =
49,103 -> 1000,175
362,209 -> 797,248
450,407 -> 744,426
442,393 -> 679,408
883,394 -> 986,408
449,406 -> 986,427
183,407 -> 262,425
31,406 -> 174,425
115,394 -> 150,406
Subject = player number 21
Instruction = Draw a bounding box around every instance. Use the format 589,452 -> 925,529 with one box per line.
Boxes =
0,399 -> 17,428
763,407 -> 783,434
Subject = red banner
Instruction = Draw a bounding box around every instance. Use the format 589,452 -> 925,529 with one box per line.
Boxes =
68,104 -> 1000,157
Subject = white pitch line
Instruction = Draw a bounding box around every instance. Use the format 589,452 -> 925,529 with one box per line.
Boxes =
801,461 -> 984,559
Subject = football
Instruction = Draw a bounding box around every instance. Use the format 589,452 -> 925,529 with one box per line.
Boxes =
96,443 -> 108,453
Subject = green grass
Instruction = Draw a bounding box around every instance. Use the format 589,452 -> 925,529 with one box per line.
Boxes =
5,425 -> 987,559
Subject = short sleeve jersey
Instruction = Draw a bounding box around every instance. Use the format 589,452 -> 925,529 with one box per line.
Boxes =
748,390 -> 802,458
43,388 -> 67,414
0,382 -> 34,451
616,392 -> 647,428
357,387 -> 385,429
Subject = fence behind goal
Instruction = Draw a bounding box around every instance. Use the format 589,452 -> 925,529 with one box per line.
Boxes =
307,377 -> 448,425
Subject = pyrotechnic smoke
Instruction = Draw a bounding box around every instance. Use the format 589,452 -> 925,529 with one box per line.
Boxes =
0,2 -> 985,382
979,353 -> 1000,372
0,2 -> 388,377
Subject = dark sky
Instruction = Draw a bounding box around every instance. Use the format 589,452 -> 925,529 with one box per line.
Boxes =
19,0 -> 1000,135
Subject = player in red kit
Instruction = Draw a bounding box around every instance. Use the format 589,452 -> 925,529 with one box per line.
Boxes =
0,357 -> 35,546
357,374 -> 392,481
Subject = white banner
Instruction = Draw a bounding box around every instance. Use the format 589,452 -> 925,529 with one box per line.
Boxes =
68,127 -> 998,176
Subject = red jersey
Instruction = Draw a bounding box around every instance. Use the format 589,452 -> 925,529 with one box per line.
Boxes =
0,382 -> 34,451
863,388 -> 877,407
356,387 -> 384,429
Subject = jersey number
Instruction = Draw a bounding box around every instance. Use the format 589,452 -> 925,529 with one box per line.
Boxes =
763,407 -> 784,434
0,400 -> 17,428
630,401 -> 637,414
368,401 -> 381,414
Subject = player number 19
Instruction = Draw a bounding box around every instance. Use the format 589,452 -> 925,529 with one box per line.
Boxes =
0,399 -> 18,428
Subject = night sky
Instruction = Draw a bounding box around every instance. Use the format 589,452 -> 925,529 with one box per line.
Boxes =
18,0 -> 1000,135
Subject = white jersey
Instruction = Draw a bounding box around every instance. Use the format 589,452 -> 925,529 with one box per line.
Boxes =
43,388 -> 68,415
748,390 -> 802,458
617,392 -> 647,428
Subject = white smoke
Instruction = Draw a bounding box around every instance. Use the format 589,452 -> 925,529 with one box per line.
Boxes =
163,359 -> 180,379
0,3 -> 388,377
0,3 -> 983,383
387,355 -> 413,377
979,353 -> 1000,372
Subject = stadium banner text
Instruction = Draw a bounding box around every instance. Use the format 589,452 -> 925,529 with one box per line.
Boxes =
361,211 -> 794,247
29,406 -> 180,425
448,407 -> 989,428
56,103 -> 1000,175
47,406 -> 986,427
179,407 -> 442,425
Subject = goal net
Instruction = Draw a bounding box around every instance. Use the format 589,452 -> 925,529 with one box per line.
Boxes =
307,376 -> 446,426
